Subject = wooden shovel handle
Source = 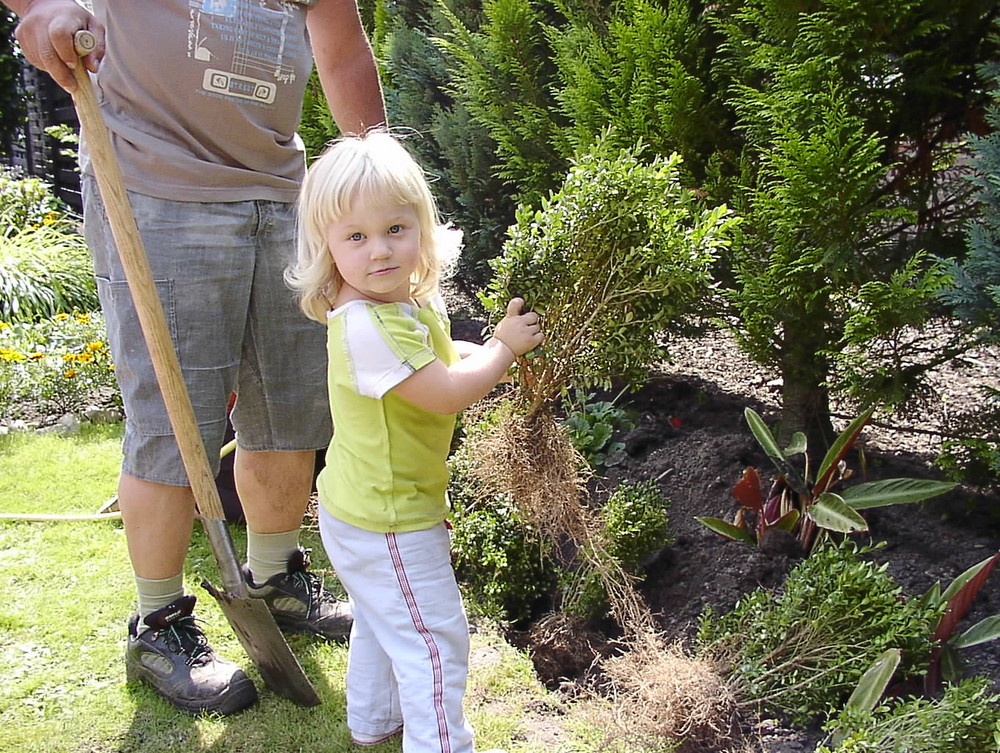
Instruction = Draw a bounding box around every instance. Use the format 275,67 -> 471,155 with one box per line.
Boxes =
71,31 -> 227,524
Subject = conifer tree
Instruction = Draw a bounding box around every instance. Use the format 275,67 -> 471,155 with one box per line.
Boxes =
708,0 -> 997,447
374,0 -> 519,290
430,0 -> 999,447
934,46 -> 1000,486
941,54 -> 1000,339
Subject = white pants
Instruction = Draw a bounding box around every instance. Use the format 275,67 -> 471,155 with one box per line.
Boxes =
319,510 -> 476,753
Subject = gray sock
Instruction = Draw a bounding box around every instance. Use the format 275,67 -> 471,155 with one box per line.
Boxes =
134,573 -> 184,631
246,529 -> 300,585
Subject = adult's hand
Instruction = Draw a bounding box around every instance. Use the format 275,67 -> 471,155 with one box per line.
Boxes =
8,0 -> 104,92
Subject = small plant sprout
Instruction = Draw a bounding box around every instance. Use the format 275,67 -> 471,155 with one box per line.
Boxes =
697,407 -> 957,553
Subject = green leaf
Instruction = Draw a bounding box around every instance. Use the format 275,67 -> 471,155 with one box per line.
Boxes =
745,407 -> 785,465
815,407 -> 874,489
941,554 -> 1000,604
844,649 -> 900,714
773,508 -> 800,533
783,432 -> 807,456
696,516 -> 756,545
806,492 -> 868,533
951,614 -> 1000,649
840,478 -> 957,510
917,581 -> 942,610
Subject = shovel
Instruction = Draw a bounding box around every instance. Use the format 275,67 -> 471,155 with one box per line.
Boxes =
70,30 -> 320,707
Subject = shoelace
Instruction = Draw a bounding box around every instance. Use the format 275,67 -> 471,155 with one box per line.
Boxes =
155,616 -> 213,666
289,569 -> 330,610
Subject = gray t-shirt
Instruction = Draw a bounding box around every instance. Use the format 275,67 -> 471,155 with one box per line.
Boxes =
83,0 -> 314,202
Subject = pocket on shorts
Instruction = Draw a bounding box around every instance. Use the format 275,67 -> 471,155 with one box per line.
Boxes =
97,274 -> 179,437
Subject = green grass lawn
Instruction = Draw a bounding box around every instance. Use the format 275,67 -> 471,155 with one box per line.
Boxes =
0,425 -> 607,753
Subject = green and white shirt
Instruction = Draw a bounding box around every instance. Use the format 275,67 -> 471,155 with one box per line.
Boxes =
318,295 -> 459,533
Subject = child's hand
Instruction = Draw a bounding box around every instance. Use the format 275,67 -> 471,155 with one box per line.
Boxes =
492,298 -> 543,357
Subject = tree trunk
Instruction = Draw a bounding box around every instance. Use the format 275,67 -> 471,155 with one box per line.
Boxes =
778,343 -> 836,454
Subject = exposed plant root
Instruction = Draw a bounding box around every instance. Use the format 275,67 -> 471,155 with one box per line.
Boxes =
466,401 -> 591,540
599,637 -> 743,752
463,398 -> 744,748
465,400 -> 656,640
526,611 -> 605,684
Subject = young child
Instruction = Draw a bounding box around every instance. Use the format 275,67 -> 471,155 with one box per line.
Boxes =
286,131 -> 542,752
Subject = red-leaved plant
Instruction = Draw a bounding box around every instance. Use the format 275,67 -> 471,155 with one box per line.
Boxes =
698,407 -> 957,553
919,552 -> 1000,692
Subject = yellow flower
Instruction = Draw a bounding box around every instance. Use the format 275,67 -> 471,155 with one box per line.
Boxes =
0,322 -> 9,330
62,353 -> 78,362
86,341 -> 105,352
77,352 -> 95,363
63,369 -> 78,378
74,313 -> 92,324
43,212 -> 60,225
29,352 -> 44,360
54,313 -> 70,322
0,347 -> 26,362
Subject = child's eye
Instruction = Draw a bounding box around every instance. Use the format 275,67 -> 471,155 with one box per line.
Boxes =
388,224 -> 403,234
349,232 -> 364,241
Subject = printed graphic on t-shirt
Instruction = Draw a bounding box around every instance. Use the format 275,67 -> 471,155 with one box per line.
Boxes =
187,0 -> 304,106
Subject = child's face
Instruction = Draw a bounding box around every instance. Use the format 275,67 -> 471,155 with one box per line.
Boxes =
326,194 -> 422,305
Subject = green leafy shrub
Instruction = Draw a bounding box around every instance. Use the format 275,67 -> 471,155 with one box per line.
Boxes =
568,480 -> 671,619
448,449 -> 556,624
0,223 -> 98,322
818,676 -> 1000,753
696,541 -> 939,727
479,134 -> 737,418
0,312 -> 120,420
0,167 -> 69,229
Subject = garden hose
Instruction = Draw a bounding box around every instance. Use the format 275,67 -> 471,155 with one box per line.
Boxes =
0,511 -> 122,522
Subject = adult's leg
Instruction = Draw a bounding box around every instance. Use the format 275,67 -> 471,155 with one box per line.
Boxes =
235,448 -> 314,534
83,179 -> 258,715
230,201 -> 349,639
232,198 -> 329,542
118,474 -> 195,581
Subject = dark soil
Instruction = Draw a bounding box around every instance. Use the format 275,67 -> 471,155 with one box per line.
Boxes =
453,309 -> 1000,753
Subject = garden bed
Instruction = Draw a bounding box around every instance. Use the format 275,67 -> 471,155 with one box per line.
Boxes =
492,318 -> 1000,752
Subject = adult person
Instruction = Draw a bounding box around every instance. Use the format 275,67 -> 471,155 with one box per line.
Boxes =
4,0 -> 386,716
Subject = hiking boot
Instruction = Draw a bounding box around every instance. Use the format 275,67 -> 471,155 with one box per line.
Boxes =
125,594 -> 258,716
245,547 -> 353,641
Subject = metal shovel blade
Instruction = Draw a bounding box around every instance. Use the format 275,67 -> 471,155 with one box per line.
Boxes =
202,580 -> 321,707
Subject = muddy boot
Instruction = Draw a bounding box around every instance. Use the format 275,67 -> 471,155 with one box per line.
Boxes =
125,594 -> 258,716
245,547 -> 353,641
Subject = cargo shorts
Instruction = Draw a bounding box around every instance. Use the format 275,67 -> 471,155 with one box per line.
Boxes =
82,175 -> 332,486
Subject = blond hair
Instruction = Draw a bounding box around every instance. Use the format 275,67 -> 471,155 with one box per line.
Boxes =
286,130 -> 461,322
